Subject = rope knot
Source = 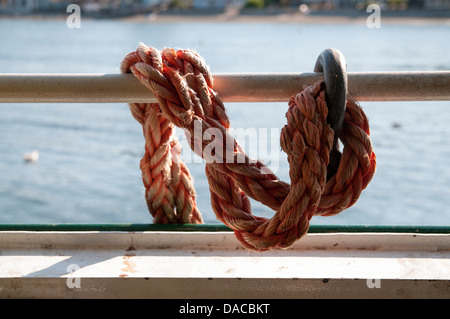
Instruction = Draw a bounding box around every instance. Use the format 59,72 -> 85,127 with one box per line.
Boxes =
122,44 -> 376,251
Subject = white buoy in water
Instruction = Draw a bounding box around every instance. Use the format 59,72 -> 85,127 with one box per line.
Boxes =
23,150 -> 39,163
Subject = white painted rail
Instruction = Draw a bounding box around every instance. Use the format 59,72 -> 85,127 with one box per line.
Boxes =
0,231 -> 449,299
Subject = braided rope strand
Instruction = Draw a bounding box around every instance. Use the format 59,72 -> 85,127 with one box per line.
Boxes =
122,46 -> 203,224
121,44 -> 376,251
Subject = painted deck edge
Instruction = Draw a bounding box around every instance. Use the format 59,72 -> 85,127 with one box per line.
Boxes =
0,230 -> 449,251
0,231 -> 449,299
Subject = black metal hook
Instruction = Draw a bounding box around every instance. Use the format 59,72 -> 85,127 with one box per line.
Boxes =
314,48 -> 348,180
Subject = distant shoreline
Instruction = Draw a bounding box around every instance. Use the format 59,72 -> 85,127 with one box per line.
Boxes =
2,8 -> 449,25
124,10 -> 450,25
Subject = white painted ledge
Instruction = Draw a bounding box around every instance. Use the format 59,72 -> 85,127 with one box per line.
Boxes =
0,231 -> 449,298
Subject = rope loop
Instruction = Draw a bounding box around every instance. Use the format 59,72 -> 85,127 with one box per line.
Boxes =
121,44 -> 376,251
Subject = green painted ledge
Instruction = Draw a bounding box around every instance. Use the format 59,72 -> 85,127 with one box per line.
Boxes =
0,223 -> 449,233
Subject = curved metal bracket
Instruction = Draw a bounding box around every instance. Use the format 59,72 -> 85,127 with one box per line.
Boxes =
314,48 -> 348,180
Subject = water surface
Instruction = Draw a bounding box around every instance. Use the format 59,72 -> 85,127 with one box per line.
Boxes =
0,18 -> 449,225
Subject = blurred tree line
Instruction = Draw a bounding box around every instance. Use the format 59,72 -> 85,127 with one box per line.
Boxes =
168,0 -> 426,10
243,0 -> 424,10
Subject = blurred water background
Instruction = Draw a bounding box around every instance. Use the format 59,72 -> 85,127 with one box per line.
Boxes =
0,17 -> 449,225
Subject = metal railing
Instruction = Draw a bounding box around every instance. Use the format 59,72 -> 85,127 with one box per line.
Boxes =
0,223 -> 449,233
0,71 -> 449,103
0,71 -> 449,233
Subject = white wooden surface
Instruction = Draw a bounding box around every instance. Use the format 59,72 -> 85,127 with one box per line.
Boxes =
0,231 -> 449,298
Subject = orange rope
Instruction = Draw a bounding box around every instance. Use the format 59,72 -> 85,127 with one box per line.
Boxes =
121,44 -> 376,251
121,47 -> 203,224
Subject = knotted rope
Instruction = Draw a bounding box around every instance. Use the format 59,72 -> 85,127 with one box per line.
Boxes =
121,43 -> 376,251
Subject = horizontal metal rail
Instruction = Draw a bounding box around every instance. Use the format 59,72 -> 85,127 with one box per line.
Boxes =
0,223 -> 449,233
0,71 -> 449,103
